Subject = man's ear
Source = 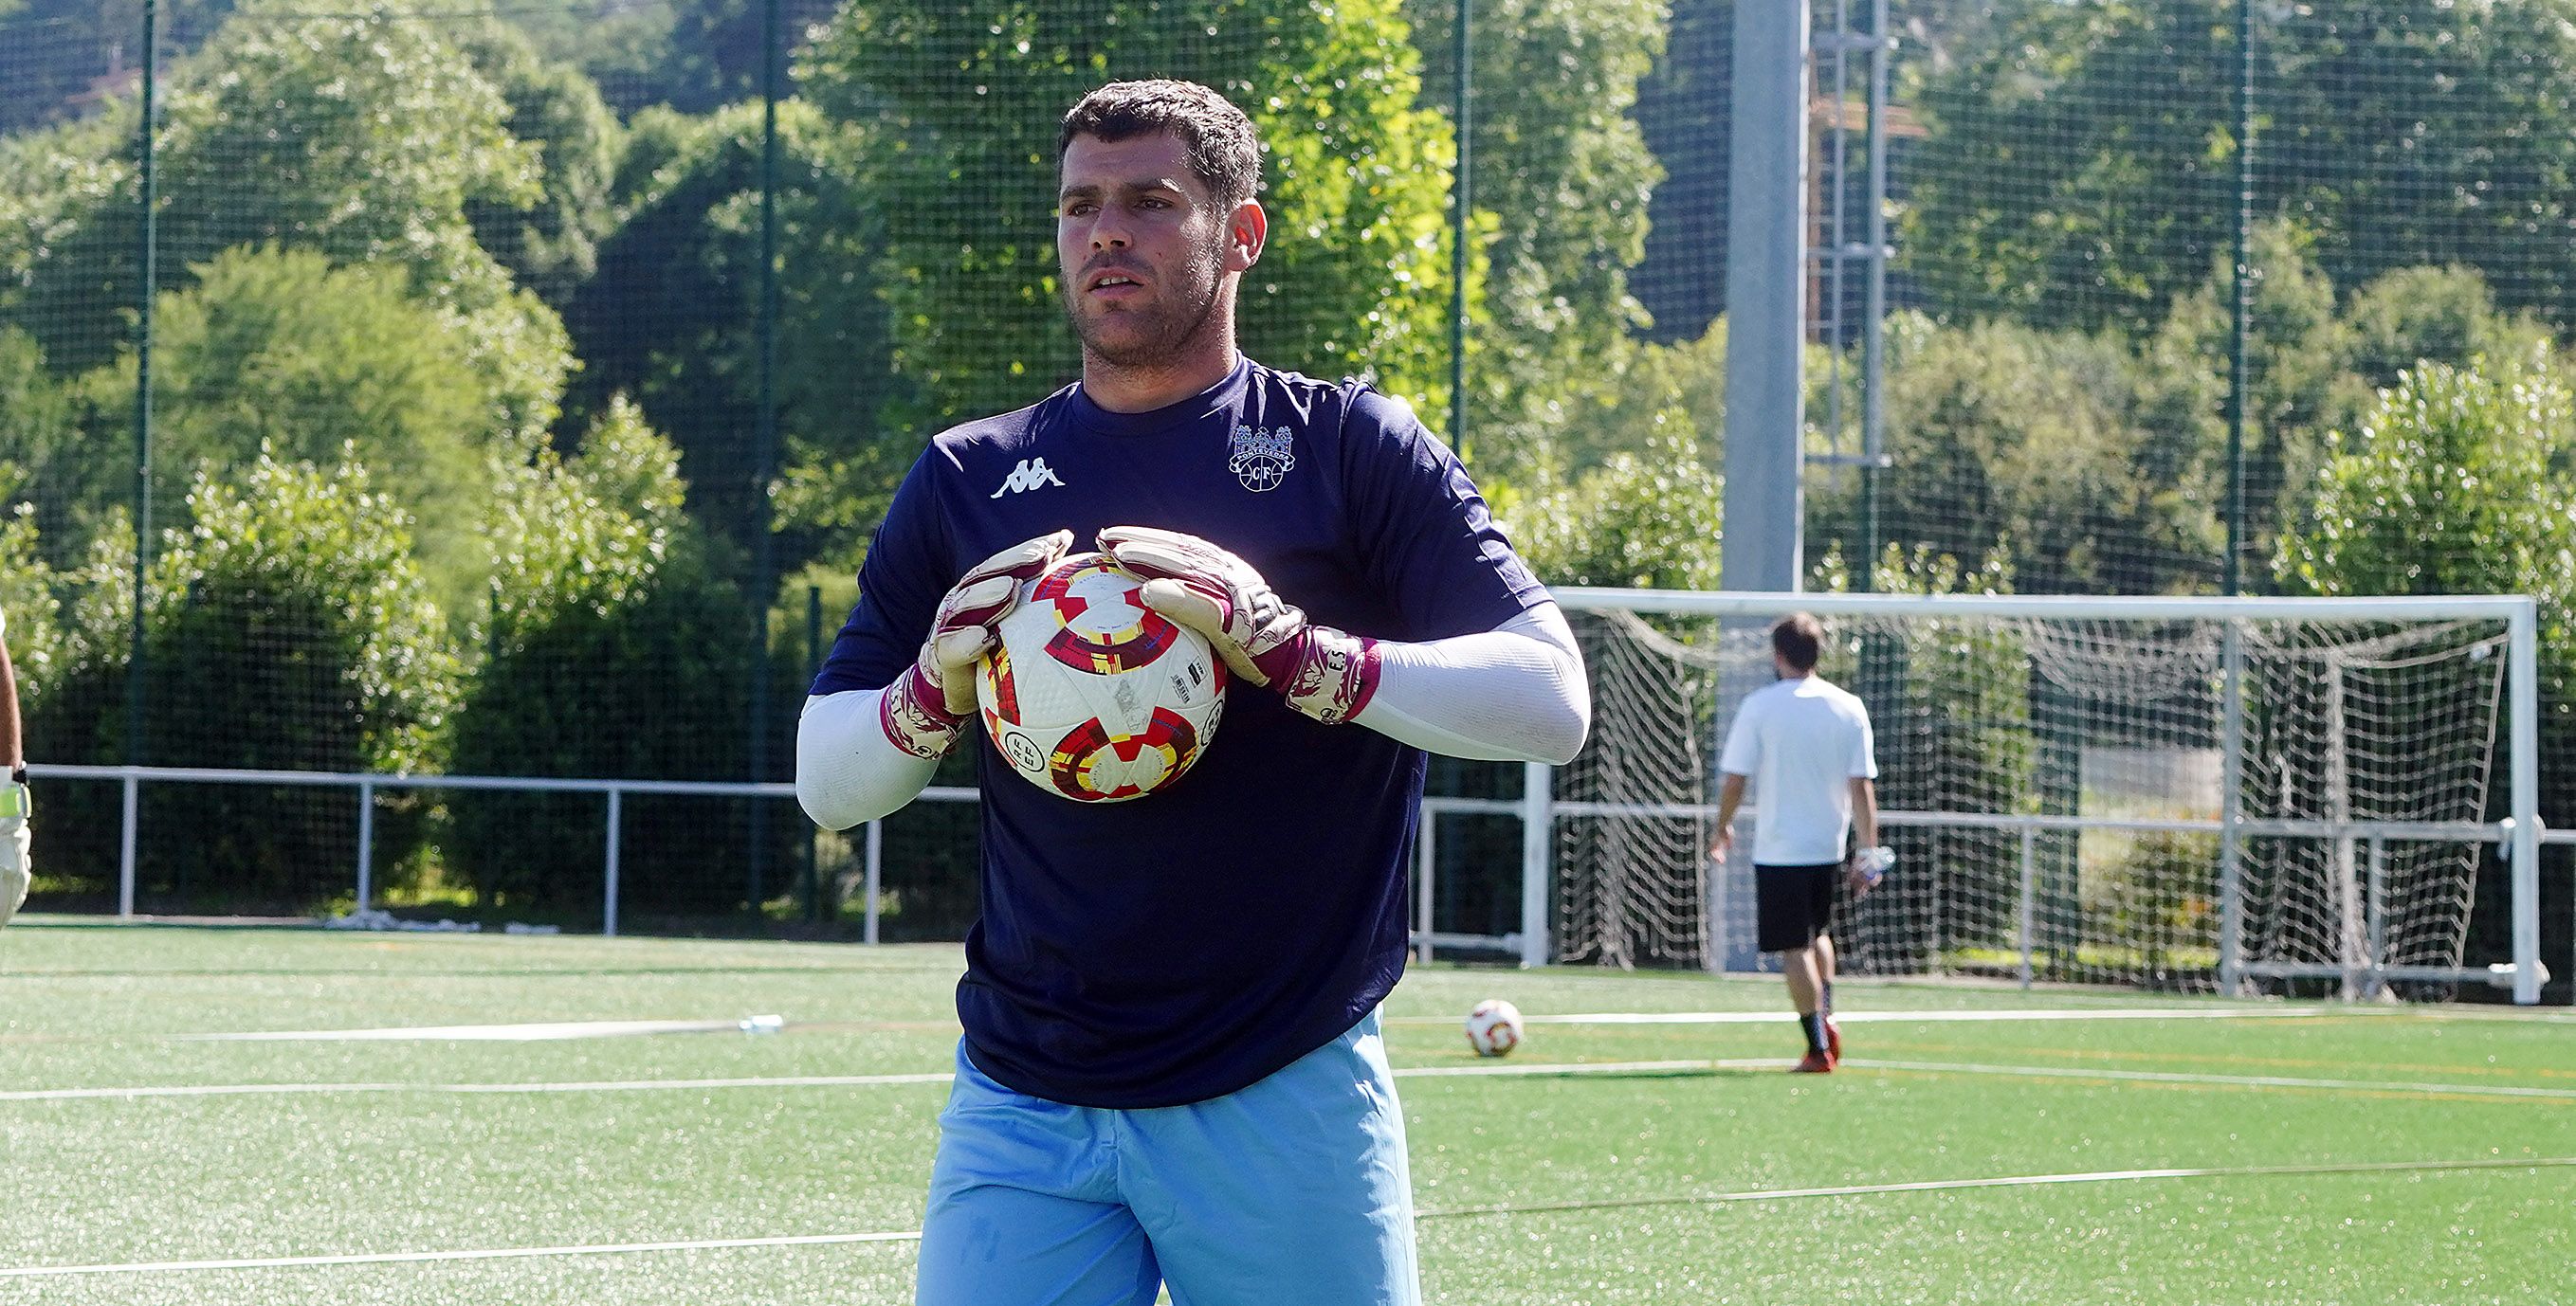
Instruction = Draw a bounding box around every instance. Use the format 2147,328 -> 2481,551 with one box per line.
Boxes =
1225,199 -> 1268,272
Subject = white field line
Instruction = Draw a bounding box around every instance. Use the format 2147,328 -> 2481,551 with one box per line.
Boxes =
164,1004 -> 2389,1047
186,1019 -> 758,1043
1496,1007 -> 2397,1026
15,1049 -> 2573,1104
0,1072 -> 959,1103
7,1156 -> 2569,1279
1852,1058 -> 2576,1101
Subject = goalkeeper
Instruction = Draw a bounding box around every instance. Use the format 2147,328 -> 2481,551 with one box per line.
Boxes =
2,607 -> 28,928
1710,613 -> 1884,1073
797,80 -> 1590,1306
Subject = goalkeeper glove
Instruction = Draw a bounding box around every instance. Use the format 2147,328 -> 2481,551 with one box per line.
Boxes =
880,530 -> 1073,759
1097,525 -> 1379,724
0,781 -> 28,930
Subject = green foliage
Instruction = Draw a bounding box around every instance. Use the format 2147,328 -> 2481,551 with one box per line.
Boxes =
448,400 -> 771,915
17,0 -> 549,374
1850,311 -> 2225,594
2276,354 -> 2576,607
567,99 -> 891,575
103,245 -> 528,601
2153,221 -> 2346,565
29,449 -> 458,909
1909,1 -> 2576,334
1403,0 -> 1664,486
0,497 -> 64,706
1513,426 -> 1721,590
2275,354 -> 2576,836
2087,830 -> 2219,978
802,0 -> 1457,434
453,19 -> 627,307
2339,264 -> 2559,401
0,326 -> 108,570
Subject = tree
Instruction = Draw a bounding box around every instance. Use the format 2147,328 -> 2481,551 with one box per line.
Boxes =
82,245 -> 556,603
566,100 -> 892,578
802,0 -> 1457,435
448,399 -> 774,916
453,20 -> 627,308
1514,426 -> 1724,590
30,449 -> 459,909
1908,1 -> 2576,335
2275,354 -> 2576,611
1846,312 -> 2225,595
16,0 -> 565,394
1401,0 -> 1665,486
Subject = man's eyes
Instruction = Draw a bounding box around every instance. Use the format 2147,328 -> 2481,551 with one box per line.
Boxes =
1061,197 -> 1175,217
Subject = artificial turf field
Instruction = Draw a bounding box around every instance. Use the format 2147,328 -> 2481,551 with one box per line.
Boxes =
2,919 -> 2569,1304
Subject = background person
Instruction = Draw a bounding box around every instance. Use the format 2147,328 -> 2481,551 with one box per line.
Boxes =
1710,611 -> 1882,1072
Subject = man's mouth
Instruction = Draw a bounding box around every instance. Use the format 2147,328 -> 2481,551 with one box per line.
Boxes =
1087,268 -> 1148,297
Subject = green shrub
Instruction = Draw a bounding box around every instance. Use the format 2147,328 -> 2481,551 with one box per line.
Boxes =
447,400 -> 782,918
29,449 -> 458,912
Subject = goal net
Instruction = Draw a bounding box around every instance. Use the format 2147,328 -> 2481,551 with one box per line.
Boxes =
1547,590 -> 2544,1001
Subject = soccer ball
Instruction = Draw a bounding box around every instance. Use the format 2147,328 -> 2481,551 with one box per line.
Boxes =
1463,999 -> 1524,1058
977,553 -> 1227,803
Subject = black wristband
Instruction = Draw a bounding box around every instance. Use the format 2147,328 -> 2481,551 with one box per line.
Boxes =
8,766 -> 24,786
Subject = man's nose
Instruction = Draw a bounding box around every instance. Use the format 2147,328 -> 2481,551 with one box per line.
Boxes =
1088,209 -> 1131,249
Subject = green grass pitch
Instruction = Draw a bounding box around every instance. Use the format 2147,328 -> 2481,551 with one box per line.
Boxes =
3,919 -> 2569,1304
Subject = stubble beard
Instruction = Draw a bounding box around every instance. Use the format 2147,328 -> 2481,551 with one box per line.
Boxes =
1065,229 -> 1228,370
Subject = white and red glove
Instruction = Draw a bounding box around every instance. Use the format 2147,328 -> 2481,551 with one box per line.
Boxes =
880,530 -> 1073,758
0,781 -> 29,930
1098,525 -> 1379,724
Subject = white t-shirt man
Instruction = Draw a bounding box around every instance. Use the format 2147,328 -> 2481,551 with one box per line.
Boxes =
1719,675 -> 1879,865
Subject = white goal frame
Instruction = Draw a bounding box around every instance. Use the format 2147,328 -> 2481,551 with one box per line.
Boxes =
1544,589 -> 2547,1005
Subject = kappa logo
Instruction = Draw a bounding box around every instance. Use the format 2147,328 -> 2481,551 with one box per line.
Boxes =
1228,425 -> 1296,493
990,457 -> 1067,499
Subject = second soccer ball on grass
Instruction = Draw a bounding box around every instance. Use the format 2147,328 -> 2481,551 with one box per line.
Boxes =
977,553 -> 1228,803
1464,999 -> 1524,1058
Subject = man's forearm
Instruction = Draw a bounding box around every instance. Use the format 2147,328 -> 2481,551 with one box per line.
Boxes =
1851,779 -> 1879,848
1349,604 -> 1591,764
0,639 -> 22,777
1715,774 -> 1747,832
795,691 -> 941,830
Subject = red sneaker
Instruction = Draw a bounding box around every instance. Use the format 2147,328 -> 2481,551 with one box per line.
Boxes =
1825,1017 -> 1842,1067
1792,1049 -> 1835,1074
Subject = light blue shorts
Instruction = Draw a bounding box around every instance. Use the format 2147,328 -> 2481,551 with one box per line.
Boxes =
914,1010 -> 1419,1306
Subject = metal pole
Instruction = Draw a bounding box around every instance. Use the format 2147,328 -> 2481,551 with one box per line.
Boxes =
2364,835 -> 2386,1002
603,788 -> 623,937
1722,0 -> 1809,594
2219,622 -> 2246,993
804,585 -> 823,923
1820,1 -> 1851,459
119,771 -> 139,918
1518,760 -> 1552,968
2222,0 -> 2254,595
355,779 -> 375,911
1858,0 -> 1891,591
744,0 -> 786,922
1416,813 -> 1436,963
2018,826 -> 2037,989
863,818 -> 884,946
2509,601 -> 2541,1004
126,0 -> 158,771
1447,0 -> 1471,461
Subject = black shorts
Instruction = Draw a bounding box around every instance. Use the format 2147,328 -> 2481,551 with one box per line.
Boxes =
1754,862 -> 1841,952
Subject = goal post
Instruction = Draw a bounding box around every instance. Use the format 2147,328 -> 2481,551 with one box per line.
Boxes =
1541,588 -> 2546,1005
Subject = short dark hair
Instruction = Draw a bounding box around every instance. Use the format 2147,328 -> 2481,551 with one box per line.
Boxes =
1771,613 -> 1823,672
1058,80 -> 1263,206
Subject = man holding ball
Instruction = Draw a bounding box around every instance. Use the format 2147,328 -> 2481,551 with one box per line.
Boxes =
796,80 -> 1590,1305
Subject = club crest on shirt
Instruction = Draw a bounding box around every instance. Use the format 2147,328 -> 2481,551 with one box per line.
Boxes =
1228,424 -> 1296,493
